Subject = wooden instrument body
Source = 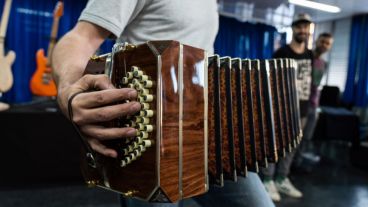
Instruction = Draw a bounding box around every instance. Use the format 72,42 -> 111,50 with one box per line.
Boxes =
30,49 -> 57,96
30,1 -> 63,97
82,41 -> 207,202
80,41 -> 302,203
0,50 -> 15,92
268,60 -> 286,157
0,0 -> 15,92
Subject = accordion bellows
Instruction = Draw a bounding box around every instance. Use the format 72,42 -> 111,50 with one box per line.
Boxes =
81,40 -> 302,203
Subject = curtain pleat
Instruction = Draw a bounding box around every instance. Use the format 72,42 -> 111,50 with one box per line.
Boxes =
214,16 -> 285,59
343,14 -> 368,107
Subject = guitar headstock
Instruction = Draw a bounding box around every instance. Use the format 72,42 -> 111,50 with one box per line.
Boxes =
53,1 -> 64,18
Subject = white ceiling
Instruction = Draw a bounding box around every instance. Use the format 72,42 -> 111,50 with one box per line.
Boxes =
219,0 -> 368,25
293,0 -> 368,22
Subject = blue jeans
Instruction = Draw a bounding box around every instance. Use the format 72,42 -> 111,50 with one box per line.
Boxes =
120,172 -> 275,207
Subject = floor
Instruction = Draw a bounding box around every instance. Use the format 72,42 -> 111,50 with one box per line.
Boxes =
0,143 -> 367,207
277,142 -> 368,207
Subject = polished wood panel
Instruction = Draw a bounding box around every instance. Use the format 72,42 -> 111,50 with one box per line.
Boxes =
182,44 -> 207,199
260,60 -> 277,163
219,59 -> 231,176
281,59 -> 296,150
268,60 -> 286,158
250,60 -> 267,167
286,59 -> 299,145
225,58 -> 237,181
232,59 -> 247,177
258,60 -> 270,166
154,41 -> 180,202
276,59 -> 292,152
283,59 -> 296,148
241,60 -> 258,172
207,56 -> 224,186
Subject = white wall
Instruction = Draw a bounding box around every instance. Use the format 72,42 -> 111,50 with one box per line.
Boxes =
315,18 -> 352,92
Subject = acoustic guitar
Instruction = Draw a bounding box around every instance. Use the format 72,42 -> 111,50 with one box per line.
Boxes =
0,0 -> 15,92
30,1 -> 63,97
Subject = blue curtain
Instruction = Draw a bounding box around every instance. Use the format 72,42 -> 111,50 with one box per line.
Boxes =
343,14 -> 368,107
0,0 -> 114,104
214,16 -> 285,59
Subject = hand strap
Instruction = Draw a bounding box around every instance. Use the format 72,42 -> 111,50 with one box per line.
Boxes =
68,91 -> 97,168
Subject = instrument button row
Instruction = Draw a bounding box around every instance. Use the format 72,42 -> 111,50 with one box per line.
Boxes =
120,66 -> 155,168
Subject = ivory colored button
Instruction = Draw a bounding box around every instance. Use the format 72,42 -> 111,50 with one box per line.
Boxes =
135,116 -> 142,123
127,72 -> 133,79
134,70 -> 143,77
139,88 -> 149,95
122,77 -> 129,84
143,140 -> 152,147
138,145 -> 145,152
144,80 -> 153,88
138,96 -> 145,103
132,66 -> 139,72
132,79 -> 140,85
120,160 -> 127,167
140,131 -> 149,139
144,95 -> 154,102
144,110 -> 154,117
139,75 -> 148,81
141,103 -> 150,110
141,117 -> 150,124
136,137 -> 143,144
145,125 -> 153,132
137,123 -> 145,130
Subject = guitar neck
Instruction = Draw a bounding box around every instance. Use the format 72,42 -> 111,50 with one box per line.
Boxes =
46,16 -> 61,64
0,0 -> 13,57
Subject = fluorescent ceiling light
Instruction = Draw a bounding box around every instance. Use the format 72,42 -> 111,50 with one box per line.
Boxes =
289,0 -> 341,13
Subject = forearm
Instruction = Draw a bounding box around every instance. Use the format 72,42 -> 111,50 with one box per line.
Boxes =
52,33 -> 93,89
52,21 -> 110,90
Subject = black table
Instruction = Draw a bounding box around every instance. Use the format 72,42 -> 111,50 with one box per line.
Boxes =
0,99 -> 83,186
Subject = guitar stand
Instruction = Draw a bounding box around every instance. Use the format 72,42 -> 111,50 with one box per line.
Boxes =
0,92 -> 10,111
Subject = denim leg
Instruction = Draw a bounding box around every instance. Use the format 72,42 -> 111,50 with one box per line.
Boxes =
261,163 -> 276,178
121,196 -> 180,207
121,173 -> 275,207
301,107 -> 318,153
275,150 -> 296,177
194,173 -> 275,207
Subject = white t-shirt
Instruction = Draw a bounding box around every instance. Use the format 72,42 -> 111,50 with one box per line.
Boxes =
79,0 -> 219,53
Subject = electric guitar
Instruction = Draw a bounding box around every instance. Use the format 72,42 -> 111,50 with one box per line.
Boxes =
0,0 -> 15,92
30,1 -> 63,97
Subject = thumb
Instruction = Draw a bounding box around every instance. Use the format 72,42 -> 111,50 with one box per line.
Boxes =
78,74 -> 115,91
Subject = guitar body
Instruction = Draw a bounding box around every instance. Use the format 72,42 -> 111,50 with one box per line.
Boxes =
29,1 -> 63,97
30,49 -> 57,96
0,50 -> 15,92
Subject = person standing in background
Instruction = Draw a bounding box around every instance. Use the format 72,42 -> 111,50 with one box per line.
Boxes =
261,13 -> 314,202
295,33 -> 334,166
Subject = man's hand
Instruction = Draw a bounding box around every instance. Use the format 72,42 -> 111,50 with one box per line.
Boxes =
58,74 -> 141,158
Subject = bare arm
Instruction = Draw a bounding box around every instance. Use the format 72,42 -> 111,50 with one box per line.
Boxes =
52,22 -> 140,158
52,21 -> 109,103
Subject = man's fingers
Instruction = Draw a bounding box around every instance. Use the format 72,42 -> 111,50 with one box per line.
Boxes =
73,101 -> 141,125
74,88 -> 138,108
88,139 -> 118,158
80,125 -> 137,140
78,74 -> 115,91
